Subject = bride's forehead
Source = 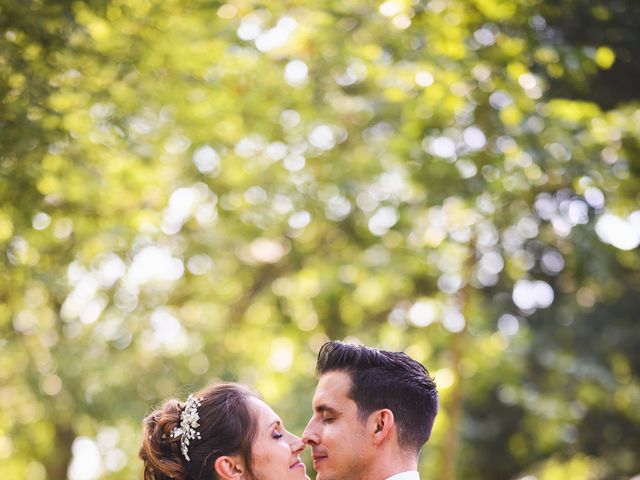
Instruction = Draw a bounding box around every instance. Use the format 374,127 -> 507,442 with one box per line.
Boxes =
248,397 -> 280,422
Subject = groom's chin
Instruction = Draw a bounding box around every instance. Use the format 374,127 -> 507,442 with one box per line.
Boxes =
315,471 -> 333,480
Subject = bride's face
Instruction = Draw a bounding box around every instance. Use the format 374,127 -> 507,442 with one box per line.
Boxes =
248,397 -> 308,480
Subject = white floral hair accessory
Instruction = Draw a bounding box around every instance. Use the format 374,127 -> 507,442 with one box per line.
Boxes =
171,394 -> 203,461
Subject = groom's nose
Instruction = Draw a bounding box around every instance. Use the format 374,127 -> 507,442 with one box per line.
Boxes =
301,419 -> 320,446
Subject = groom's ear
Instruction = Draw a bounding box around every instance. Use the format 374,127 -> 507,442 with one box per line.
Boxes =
214,455 -> 246,480
370,408 -> 395,446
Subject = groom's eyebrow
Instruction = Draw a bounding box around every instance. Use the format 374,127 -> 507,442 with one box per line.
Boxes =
315,404 -> 340,415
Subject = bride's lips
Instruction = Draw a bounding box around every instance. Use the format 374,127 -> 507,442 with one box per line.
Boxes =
289,458 -> 304,469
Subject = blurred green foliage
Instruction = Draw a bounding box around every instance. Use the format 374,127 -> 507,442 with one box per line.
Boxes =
1,0 -> 639,479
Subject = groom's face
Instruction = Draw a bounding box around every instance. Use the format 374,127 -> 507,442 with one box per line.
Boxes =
302,371 -> 372,480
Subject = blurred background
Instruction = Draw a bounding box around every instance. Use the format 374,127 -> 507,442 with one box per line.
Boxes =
2,0 -> 640,478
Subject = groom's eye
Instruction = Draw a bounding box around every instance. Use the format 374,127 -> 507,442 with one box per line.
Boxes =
322,416 -> 335,424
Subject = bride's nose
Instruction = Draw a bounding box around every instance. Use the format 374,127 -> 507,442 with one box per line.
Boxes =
289,432 -> 305,454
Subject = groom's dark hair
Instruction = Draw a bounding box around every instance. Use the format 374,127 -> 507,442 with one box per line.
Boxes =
316,340 -> 438,454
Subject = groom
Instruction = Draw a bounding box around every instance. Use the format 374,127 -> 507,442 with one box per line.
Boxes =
302,341 -> 438,480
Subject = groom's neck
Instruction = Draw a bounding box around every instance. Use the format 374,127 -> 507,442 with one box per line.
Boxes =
363,449 -> 418,480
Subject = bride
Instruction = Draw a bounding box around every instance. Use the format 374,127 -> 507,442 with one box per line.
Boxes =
139,382 -> 308,480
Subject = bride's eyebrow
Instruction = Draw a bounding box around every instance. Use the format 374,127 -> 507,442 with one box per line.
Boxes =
266,419 -> 282,429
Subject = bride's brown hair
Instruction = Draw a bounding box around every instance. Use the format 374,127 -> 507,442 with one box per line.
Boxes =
139,383 -> 259,480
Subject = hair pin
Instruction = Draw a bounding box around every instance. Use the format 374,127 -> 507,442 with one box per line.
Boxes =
171,394 -> 203,461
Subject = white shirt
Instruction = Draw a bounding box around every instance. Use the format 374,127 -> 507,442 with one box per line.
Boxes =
386,472 -> 420,480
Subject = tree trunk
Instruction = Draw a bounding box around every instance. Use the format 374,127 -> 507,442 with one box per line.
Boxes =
45,424 -> 75,480
440,329 -> 464,480
440,280 -> 473,480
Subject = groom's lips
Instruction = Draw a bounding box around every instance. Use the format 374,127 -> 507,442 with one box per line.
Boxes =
312,454 -> 327,468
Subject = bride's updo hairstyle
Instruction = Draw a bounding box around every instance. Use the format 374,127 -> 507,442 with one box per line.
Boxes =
139,383 -> 259,480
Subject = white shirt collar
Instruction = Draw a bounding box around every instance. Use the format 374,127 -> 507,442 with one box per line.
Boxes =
385,472 -> 420,480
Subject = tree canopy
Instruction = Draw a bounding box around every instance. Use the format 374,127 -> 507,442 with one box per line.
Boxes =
1,0 -> 639,479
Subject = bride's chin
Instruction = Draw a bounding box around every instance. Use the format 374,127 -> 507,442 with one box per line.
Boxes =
289,462 -> 307,478
292,468 -> 309,479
